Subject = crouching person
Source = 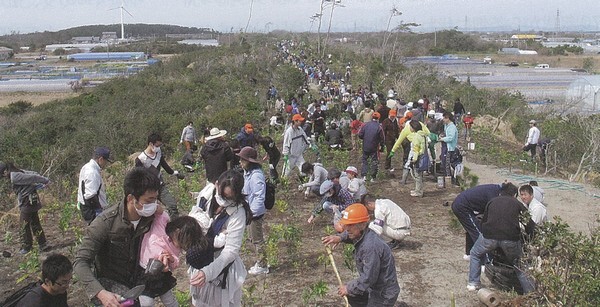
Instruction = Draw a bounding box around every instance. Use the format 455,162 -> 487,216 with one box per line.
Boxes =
322,204 -> 400,306
363,194 -> 411,250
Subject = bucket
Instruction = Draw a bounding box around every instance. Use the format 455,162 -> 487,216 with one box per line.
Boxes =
468,142 -> 475,150
437,176 -> 445,188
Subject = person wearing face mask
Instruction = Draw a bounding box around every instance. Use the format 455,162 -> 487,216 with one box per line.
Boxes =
74,167 -> 162,307
136,133 -> 185,218
188,170 -> 253,307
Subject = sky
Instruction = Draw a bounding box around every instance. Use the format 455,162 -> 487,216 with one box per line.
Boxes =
1,0 -> 599,36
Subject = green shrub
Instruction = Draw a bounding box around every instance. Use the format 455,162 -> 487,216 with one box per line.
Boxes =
524,217 -> 600,305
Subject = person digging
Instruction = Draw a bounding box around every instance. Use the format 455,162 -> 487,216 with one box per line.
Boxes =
321,204 -> 400,306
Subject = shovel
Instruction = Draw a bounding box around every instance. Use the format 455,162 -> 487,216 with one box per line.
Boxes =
119,285 -> 145,307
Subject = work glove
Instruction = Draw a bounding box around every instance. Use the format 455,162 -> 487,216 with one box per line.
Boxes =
269,163 -> 274,170
404,161 -> 411,169
284,155 -> 289,163
173,170 -> 185,180
369,219 -> 384,235
311,144 -> 318,152
298,184 -> 305,192
388,151 -> 395,158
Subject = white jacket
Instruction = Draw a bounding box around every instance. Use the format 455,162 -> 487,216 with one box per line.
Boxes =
370,199 -> 411,232
77,159 -> 108,208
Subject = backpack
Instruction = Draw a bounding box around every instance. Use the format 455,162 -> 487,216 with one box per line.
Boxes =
264,181 -> 276,210
1,281 -> 41,307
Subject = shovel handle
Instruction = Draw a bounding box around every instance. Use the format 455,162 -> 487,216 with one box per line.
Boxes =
326,246 -> 349,307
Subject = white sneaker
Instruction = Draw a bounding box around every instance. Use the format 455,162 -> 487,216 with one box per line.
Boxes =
463,254 -> 471,261
248,263 -> 269,275
466,284 -> 480,291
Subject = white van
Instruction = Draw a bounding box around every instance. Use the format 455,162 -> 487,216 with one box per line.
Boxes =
535,64 -> 549,69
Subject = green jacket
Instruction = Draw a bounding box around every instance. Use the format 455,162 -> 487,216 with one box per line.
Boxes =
73,200 -> 154,300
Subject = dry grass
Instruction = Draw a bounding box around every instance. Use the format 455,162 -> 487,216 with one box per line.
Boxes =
0,92 -> 79,107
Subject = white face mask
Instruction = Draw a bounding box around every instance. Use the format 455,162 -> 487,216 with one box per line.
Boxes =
152,145 -> 161,154
136,201 -> 158,217
215,193 -> 235,208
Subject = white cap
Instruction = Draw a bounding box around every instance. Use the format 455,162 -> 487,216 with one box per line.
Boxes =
407,102 -> 414,108
418,99 -> 424,104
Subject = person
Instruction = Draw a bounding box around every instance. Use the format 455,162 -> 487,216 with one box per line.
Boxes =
237,147 -> 269,275
523,120 -> 540,160
382,109 -> 400,171
519,184 -> 547,225
405,120 -> 429,197
188,170 -> 252,307
77,147 -> 112,224
357,104 -> 374,123
422,94 -> 430,113
345,166 -> 366,202
389,112 -> 431,185
467,184 -> 535,293
180,121 -> 198,151
462,112 -> 474,140
282,114 -> 311,177
349,113 -> 363,151
358,112 -> 385,182
307,180 -> 354,225
258,136 -> 281,183
200,127 -> 233,184
321,204 -> 400,306
453,98 -> 466,125
135,133 -> 184,218
16,253 -> 72,307
324,122 -> 344,150
376,101 -> 391,124
181,144 -> 198,172
137,210 -> 181,307
439,112 -> 459,185
363,194 -> 411,249
452,183 -> 512,260
237,123 -> 257,149
74,167 -> 162,307
328,168 -> 350,190
529,180 -> 545,203
310,104 -> 326,142
299,162 -> 328,198
1,162 -> 51,254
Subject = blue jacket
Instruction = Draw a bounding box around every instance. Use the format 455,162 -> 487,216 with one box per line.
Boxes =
440,122 -> 458,151
237,127 -> 257,149
243,167 -> 266,217
453,184 -> 502,213
358,120 -> 384,153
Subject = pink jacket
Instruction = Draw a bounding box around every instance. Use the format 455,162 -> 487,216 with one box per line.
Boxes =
139,212 -> 181,270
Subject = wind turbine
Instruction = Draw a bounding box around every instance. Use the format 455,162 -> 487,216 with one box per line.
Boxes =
109,0 -> 133,40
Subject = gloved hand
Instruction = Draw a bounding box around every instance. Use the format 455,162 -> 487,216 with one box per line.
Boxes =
269,163 -> 274,170
284,155 -> 289,163
404,161 -> 411,169
173,171 -> 185,180
298,184 -> 305,192
369,219 -> 384,235
388,151 -> 395,158
311,144 -> 318,152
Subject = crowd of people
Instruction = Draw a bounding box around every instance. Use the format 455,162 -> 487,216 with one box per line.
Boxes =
0,39 -> 551,307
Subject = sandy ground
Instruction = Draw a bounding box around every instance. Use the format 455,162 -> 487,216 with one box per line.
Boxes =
0,91 -> 78,107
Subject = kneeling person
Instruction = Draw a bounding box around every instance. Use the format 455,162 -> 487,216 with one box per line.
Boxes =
363,194 -> 411,249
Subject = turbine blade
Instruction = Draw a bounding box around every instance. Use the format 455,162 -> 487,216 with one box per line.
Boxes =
123,7 -> 134,18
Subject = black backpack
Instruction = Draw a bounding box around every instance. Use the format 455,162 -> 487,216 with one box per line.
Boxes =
1,281 -> 41,307
264,181 -> 276,210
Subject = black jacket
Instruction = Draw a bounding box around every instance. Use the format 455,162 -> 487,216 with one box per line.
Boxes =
201,139 -> 233,183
